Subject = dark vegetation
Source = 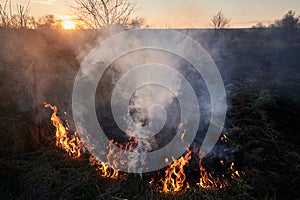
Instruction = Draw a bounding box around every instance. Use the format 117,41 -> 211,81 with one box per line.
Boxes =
0,26 -> 299,199
0,0 -> 145,30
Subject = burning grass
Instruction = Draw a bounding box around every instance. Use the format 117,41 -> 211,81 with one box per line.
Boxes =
1,28 -> 299,199
44,103 -> 83,158
1,90 -> 298,199
44,103 -> 241,194
160,149 -> 192,193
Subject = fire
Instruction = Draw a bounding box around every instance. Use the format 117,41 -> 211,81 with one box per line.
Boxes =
180,130 -> 186,142
106,138 -> 138,168
88,137 -> 137,179
161,148 -> 191,193
230,162 -> 240,178
44,103 -> 83,158
220,134 -> 228,142
45,104 -> 241,192
45,103 -> 122,179
90,138 -> 137,178
197,152 -> 239,189
89,156 -> 119,178
198,158 -> 227,189
156,149 -> 241,192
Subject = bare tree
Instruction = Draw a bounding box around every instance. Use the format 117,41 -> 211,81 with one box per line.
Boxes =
0,0 -> 11,27
11,1 -> 31,29
73,0 -> 136,29
211,10 -> 230,29
0,0 -> 35,29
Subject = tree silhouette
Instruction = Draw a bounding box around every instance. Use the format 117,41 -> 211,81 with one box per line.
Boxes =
252,22 -> 266,29
0,0 -> 11,28
0,0 -> 35,29
211,11 -> 231,29
275,10 -> 299,30
127,17 -> 145,29
36,15 -> 62,29
73,0 -> 136,29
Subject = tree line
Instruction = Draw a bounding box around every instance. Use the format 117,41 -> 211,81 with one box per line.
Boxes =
253,10 -> 300,30
0,0 -> 299,30
0,0 -> 145,29
0,0 -> 62,29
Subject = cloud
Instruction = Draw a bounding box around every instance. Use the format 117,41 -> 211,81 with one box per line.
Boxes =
31,0 -> 57,5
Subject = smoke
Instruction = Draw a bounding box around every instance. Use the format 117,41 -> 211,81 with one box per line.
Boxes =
0,26 -> 255,168
71,28 -> 228,173
80,29 -> 187,173
0,27 -> 222,167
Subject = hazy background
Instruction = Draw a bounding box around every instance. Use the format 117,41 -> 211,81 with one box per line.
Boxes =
0,0 -> 300,199
2,0 -> 300,28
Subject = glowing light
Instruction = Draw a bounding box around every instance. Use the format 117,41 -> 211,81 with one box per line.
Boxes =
61,20 -> 76,29
44,103 -> 83,158
45,104 -> 241,193
160,148 -> 191,193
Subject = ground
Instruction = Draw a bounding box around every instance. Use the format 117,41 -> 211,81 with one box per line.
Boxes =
0,28 -> 299,199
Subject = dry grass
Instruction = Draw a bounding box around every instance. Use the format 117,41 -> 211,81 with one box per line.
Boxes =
0,28 -> 299,199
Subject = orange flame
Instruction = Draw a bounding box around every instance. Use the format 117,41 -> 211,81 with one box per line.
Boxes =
45,103 -> 122,179
220,134 -> 227,142
45,103 -> 241,190
161,149 -> 191,193
89,138 -> 139,178
45,103 -> 83,158
198,158 -> 227,189
154,148 -> 241,193
197,156 -> 240,189
230,162 -> 240,178
89,156 -> 119,178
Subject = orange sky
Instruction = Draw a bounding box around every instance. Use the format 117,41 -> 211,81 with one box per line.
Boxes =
2,0 -> 300,28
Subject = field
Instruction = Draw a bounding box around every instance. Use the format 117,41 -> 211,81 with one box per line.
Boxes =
0,28 -> 299,199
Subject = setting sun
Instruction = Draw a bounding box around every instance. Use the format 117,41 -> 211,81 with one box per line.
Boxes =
61,20 -> 76,29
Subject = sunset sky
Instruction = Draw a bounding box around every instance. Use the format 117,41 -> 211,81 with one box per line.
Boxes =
2,0 -> 300,28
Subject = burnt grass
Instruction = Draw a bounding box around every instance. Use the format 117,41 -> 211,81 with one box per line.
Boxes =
0,28 -> 299,199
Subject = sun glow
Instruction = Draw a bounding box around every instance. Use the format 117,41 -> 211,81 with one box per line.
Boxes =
61,20 -> 76,29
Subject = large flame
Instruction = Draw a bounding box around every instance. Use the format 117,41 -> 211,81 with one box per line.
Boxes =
45,104 -> 240,192
44,103 -> 83,158
160,148 -> 191,193
45,103 -> 121,179
156,150 -> 240,192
